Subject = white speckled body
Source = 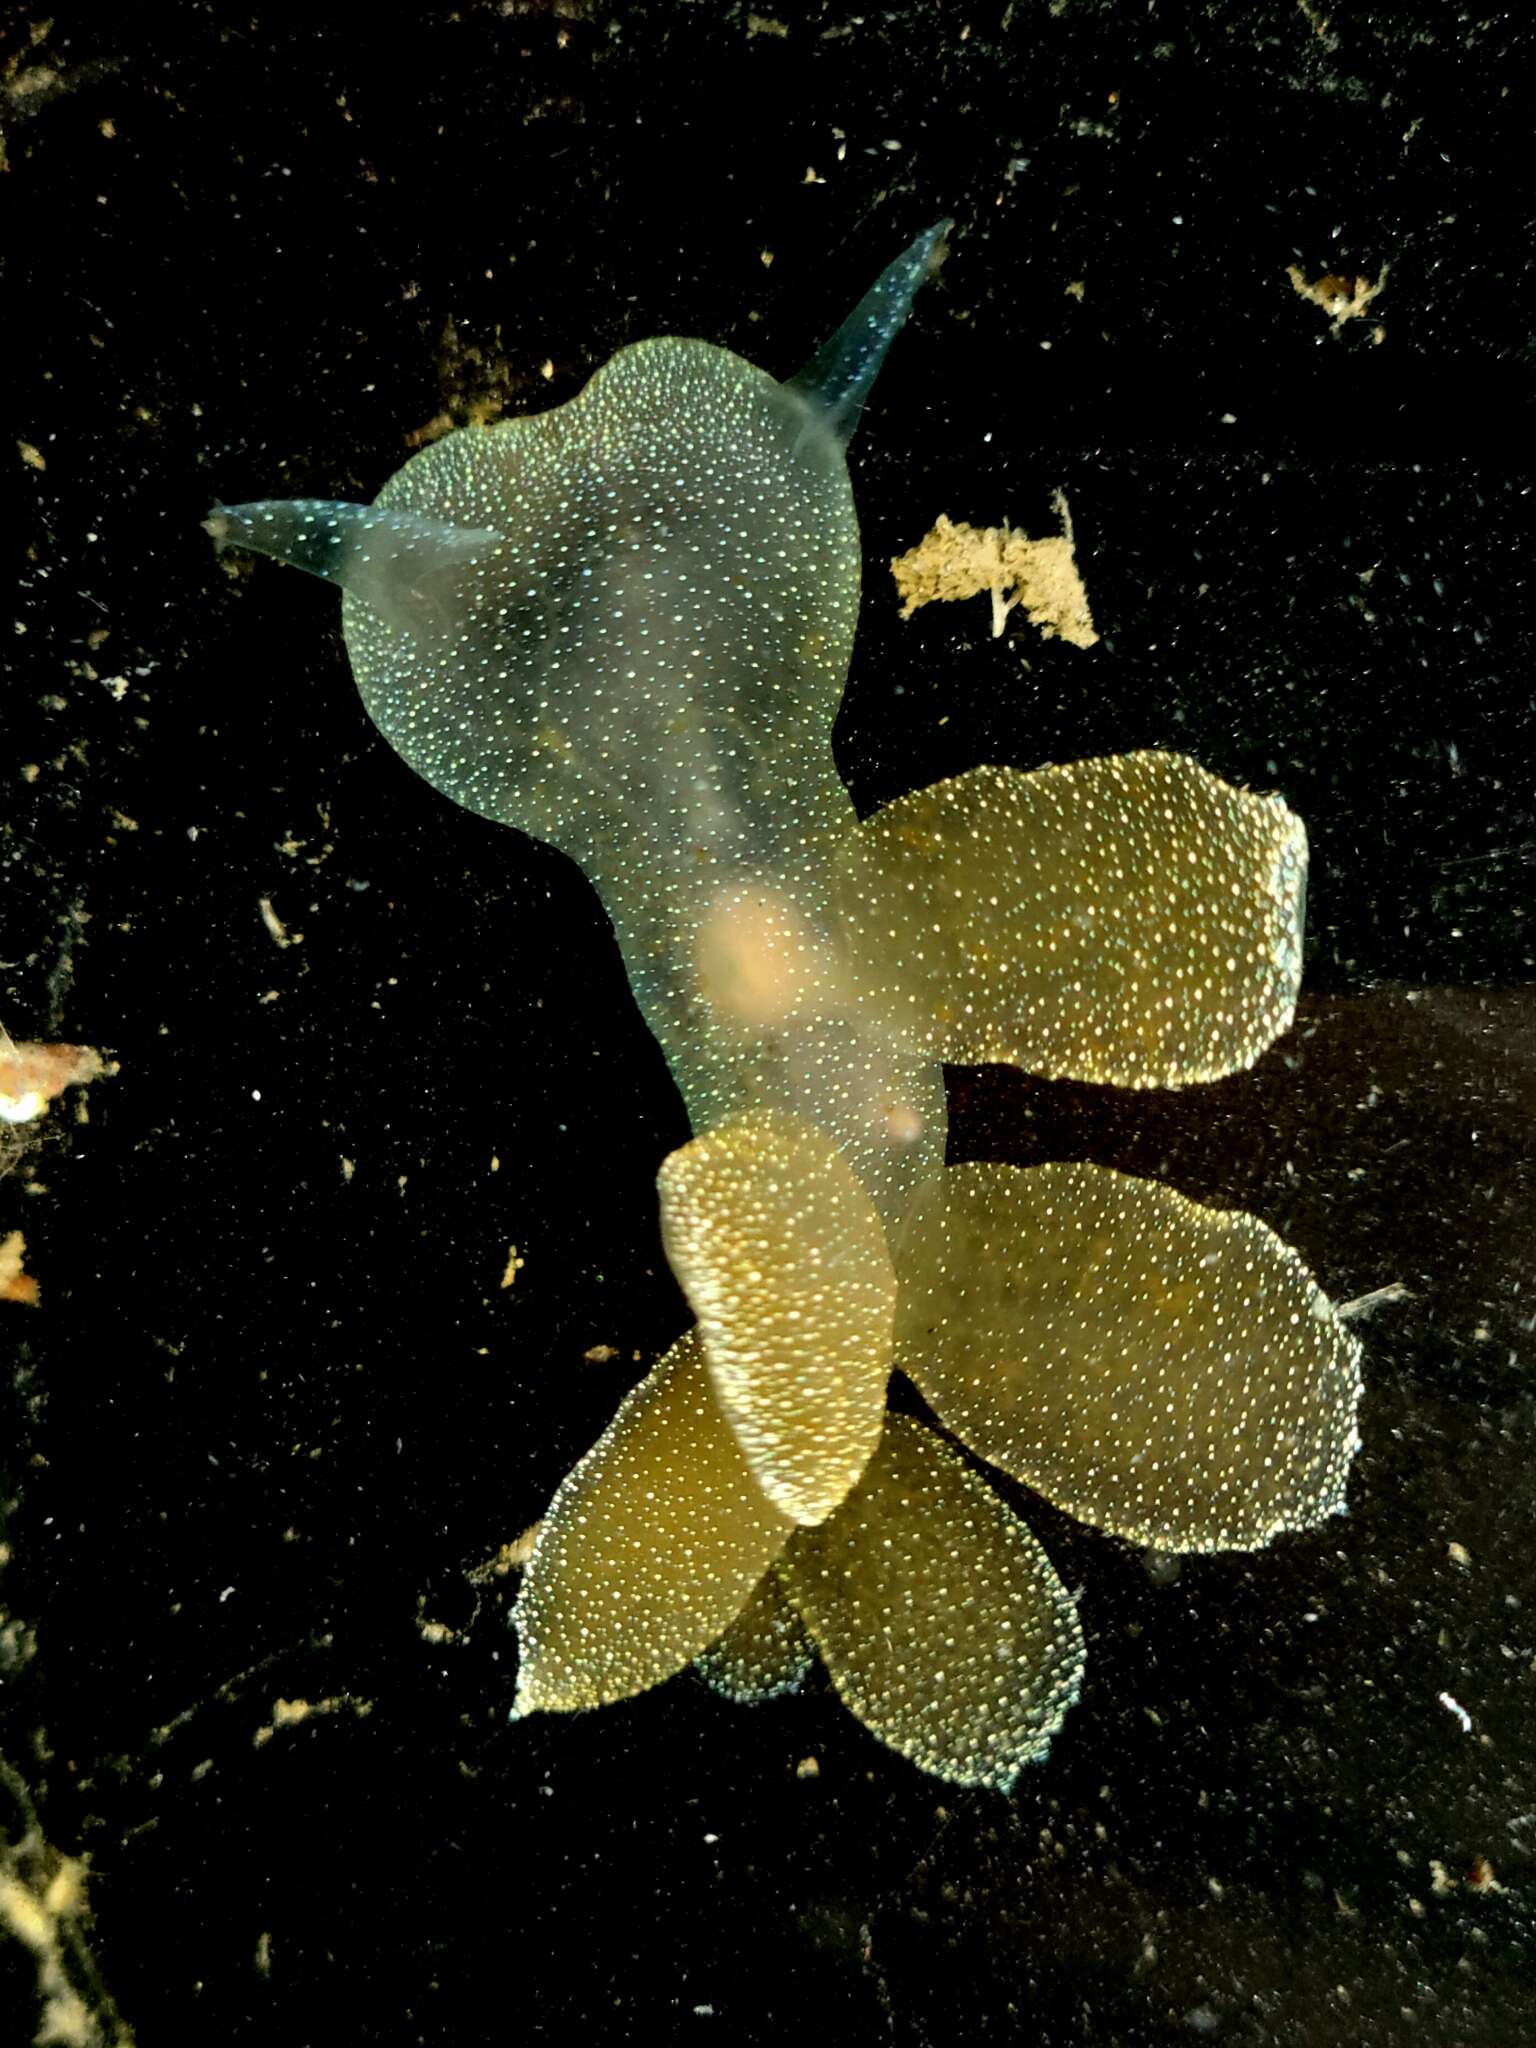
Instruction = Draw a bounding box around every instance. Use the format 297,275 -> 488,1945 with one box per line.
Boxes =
343,336 -> 940,1202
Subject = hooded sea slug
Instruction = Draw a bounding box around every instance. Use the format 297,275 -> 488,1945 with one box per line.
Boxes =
213,223 -> 1361,1790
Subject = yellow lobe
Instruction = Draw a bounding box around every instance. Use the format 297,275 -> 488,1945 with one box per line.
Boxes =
512,1328 -> 794,1716
833,749 -> 1307,1089
895,1159 -> 1363,1553
694,1566 -> 815,1704
658,1109 -> 897,1525
781,1415 -> 1085,1790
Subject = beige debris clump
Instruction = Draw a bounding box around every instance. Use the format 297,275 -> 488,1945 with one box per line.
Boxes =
0,1231 -> 38,1306
891,495 -> 1098,647
0,1038 -> 104,1128
1286,263 -> 1389,335
1,1032 -> 108,1211
0,1754 -> 135,2047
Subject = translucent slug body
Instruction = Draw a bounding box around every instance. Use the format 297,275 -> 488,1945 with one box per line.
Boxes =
217,226 -> 1363,1790
213,228 -> 950,1212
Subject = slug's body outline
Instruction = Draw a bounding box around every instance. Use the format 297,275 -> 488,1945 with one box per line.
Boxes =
216,223 -> 1363,1790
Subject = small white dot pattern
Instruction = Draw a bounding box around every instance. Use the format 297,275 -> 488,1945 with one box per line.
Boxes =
512,1328 -> 793,1716
834,750 -> 1308,1089
658,1109 -> 897,1526
781,1414 -> 1085,1791
692,1567 -> 815,1705
895,1159 -> 1364,1552
343,341 -> 874,1160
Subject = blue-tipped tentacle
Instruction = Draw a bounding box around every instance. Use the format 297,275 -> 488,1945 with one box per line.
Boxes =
787,218 -> 951,449
207,499 -> 503,639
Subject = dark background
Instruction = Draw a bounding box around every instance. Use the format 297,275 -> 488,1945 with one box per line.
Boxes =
3,4 -> 1533,2042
